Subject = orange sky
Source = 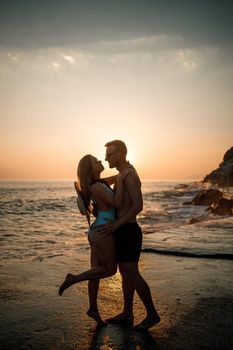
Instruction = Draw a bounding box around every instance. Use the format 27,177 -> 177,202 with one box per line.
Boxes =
0,1 -> 232,180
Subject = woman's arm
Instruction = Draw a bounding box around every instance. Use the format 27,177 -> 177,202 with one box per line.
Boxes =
92,169 -> 130,208
102,162 -> 132,186
111,172 -> 127,207
102,175 -> 117,186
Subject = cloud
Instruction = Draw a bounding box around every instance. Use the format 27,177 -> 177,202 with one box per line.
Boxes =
0,35 -> 232,80
7,52 -> 19,62
63,55 -> 75,64
176,50 -> 199,71
0,47 -> 95,74
47,61 -> 62,71
94,34 -> 185,54
0,0 -> 232,50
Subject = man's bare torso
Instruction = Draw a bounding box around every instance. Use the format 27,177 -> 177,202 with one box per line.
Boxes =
115,168 -> 142,223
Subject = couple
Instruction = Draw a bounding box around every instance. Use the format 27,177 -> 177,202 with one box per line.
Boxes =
59,140 -> 160,330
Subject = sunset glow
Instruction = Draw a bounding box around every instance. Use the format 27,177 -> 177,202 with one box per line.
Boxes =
0,1 -> 232,180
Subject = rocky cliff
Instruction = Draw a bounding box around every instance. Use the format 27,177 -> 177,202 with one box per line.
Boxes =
203,147 -> 233,187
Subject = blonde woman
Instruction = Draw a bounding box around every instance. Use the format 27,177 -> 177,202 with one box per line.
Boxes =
59,154 -> 129,325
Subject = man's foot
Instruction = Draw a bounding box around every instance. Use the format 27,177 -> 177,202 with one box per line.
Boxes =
106,312 -> 134,324
87,309 -> 107,326
133,313 -> 160,331
58,273 -> 74,296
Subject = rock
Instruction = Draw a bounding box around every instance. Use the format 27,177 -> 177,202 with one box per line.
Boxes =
203,146 -> 233,187
188,217 -> 200,224
175,184 -> 188,190
207,197 -> 233,216
183,148 -> 233,217
187,215 -> 208,224
183,188 -> 233,216
183,188 -> 223,206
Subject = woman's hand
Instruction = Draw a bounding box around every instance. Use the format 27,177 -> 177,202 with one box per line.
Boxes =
117,166 -> 132,182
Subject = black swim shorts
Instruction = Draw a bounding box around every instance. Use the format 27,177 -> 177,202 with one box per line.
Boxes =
113,222 -> 142,262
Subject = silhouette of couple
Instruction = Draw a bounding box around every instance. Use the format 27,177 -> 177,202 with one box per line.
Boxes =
59,140 -> 160,331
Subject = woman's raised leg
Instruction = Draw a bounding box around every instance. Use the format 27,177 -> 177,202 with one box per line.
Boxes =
58,230 -> 117,295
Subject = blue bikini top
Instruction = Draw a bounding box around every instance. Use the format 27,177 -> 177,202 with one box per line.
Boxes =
89,182 -> 116,231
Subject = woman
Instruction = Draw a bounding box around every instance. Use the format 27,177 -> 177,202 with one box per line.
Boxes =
58,154 -> 129,325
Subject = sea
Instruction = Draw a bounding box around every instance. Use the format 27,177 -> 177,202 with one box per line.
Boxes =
0,180 -> 233,264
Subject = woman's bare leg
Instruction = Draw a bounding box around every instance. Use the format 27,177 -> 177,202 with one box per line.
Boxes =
59,230 -> 116,295
87,243 -> 106,325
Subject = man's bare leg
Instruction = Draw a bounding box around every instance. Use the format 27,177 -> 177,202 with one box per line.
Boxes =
113,262 -> 160,330
122,276 -> 135,319
133,276 -> 160,330
106,264 -> 134,323
128,263 -> 160,330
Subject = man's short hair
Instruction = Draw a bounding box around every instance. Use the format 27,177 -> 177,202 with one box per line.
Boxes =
105,140 -> 127,157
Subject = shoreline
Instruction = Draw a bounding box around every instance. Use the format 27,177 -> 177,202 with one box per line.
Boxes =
1,252 -> 233,349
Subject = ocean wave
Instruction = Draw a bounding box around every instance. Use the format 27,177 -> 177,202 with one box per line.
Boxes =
143,188 -> 198,201
1,180 -> 232,265
0,197 -> 73,215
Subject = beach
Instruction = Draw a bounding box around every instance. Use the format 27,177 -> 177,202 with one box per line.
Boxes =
1,180 -> 233,349
1,251 -> 233,350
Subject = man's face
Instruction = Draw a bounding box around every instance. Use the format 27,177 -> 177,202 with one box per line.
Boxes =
105,145 -> 119,168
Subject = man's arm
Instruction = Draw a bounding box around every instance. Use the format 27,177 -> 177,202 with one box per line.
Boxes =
97,171 -> 143,235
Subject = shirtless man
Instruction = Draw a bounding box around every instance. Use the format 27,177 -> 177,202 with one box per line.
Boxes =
100,140 -> 160,330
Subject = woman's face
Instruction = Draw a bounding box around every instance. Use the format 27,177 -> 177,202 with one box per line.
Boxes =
91,157 -> 104,177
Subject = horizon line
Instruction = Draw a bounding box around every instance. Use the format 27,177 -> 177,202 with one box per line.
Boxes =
0,177 -> 202,182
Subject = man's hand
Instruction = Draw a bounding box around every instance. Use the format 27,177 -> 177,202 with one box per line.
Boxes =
95,220 -> 119,237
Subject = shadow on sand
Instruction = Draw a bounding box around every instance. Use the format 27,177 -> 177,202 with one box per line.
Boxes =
164,296 -> 233,350
89,323 -> 158,350
89,297 -> 233,350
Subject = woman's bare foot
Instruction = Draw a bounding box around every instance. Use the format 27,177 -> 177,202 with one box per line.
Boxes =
133,313 -> 160,331
87,309 -> 107,326
58,273 -> 74,296
106,312 -> 134,324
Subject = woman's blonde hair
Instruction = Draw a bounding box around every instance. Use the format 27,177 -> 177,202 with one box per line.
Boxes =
77,154 -> 95,213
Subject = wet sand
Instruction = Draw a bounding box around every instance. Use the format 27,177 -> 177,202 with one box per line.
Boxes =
0,252 -> 233,350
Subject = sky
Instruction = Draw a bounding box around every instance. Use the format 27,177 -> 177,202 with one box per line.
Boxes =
0,0 -> 233,180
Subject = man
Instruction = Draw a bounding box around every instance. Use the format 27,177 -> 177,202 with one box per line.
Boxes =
100,140 -> 160,330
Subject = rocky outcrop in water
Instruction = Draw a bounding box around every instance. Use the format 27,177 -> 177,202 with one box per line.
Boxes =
184,147 -> 233,216
184,188 -> 223,206
183,188 -> 233,216
203,147 -> 233,187
208,197 -> 233,216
